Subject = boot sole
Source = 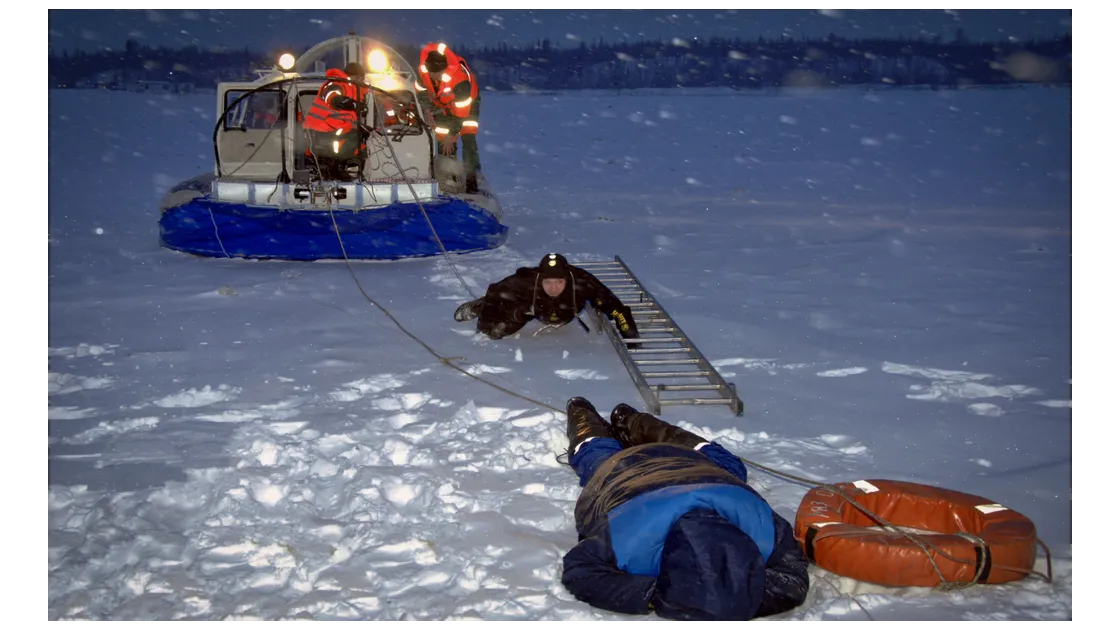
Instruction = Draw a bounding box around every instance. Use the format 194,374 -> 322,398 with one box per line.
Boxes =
454,299 -> 482,322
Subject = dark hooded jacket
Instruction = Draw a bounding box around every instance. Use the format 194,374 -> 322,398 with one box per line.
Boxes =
476,254 -> 639,340
561,443 -> 810,620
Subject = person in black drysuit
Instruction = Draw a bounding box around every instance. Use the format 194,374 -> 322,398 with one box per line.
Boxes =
559,397 -> 810,620
453,253 -> 640,345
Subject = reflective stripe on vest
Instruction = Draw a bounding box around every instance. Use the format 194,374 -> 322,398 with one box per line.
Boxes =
303,79 -> 364,134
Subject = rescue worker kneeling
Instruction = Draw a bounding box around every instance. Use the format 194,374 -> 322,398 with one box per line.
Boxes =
453,252 -> 640,346
302,62 -> 369,181
561,397 -> 810,620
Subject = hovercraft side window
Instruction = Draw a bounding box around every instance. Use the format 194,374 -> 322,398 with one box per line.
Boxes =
224,89 -> 286,131
217,87 -> 286,181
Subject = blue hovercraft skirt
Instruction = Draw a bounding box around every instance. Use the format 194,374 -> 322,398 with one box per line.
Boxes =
159,195 -> 509,261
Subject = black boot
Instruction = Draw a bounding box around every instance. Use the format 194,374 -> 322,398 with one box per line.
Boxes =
610,403 -> 707,449
567,397 -> 615,457
454,297 -> 484,322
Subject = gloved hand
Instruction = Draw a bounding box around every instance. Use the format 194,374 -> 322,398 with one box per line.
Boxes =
612,308 -> 641,350
620,322 -> 642,351
334,96 -> 357,112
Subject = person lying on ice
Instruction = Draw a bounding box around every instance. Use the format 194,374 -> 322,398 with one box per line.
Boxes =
453,253 -> 640,344
559,397 -> 810,621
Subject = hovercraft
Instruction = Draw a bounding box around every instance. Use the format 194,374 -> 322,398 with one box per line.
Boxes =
159,33 -> 508,261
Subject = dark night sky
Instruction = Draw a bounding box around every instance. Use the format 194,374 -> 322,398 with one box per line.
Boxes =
48,9 -> 1071,55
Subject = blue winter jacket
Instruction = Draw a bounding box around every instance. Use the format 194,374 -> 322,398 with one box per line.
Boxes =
561,443 -> 809,620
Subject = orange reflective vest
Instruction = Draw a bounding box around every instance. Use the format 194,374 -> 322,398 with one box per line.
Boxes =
302,68 -> 368,135
415,43 -> 479,126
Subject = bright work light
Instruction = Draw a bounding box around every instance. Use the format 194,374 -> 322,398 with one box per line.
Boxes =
368,49 -> 389,72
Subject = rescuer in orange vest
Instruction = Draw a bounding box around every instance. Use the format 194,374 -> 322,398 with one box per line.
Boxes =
415,42 -> 482,193
302,62 -> 369,180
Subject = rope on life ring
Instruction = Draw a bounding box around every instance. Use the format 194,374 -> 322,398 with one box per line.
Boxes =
795,479 -> 1052,589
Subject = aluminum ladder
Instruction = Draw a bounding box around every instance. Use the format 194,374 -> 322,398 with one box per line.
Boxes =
579,256 -> 744,416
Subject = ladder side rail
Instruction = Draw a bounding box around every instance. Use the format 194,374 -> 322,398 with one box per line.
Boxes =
592,309 -> 661,415
610,256 -> 744,416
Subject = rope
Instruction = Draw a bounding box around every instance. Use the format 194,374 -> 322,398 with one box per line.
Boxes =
206,90 -> 289,260
948,532 -> 990,590
214,94 -> 1055,594
381,131 -> 478,300
783,476 -> 1053,588
719,446 -> 1054,587
214,84 -> 559,416
205,205 -> 231,258
316,126 -> 564,415
317,156 -> 1056,591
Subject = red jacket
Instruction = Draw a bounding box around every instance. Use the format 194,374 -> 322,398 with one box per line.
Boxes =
415,43 -> 479,121
302,68 -> 368,135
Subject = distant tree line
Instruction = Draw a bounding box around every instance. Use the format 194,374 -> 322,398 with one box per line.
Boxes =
49,33 -> 1071,91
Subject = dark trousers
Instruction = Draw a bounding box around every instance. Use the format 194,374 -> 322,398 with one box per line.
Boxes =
433,97 -> 481,177
461,134 -> 480,175
306,128 -> 363,180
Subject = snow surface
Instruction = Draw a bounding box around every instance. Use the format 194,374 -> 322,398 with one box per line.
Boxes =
45,85 -> 1075,620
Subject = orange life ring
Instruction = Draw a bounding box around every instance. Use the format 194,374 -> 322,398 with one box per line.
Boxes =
795,479 -> 1037,587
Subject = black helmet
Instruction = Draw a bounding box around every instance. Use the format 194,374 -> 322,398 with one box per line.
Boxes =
343,62 -> 365,77
538,253 -> 570,280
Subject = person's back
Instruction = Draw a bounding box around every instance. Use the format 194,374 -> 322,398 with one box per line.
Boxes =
302,68 -> 358,133
560,399 -> 810,620
302,63 -> 369,179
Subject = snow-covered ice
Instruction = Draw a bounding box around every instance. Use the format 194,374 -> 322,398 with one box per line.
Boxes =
42,84 -> 1079,620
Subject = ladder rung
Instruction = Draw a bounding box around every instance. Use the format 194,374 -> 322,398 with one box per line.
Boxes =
579,256 -> 743,416
655,384 -> 723,391
660,398 -> 736,406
